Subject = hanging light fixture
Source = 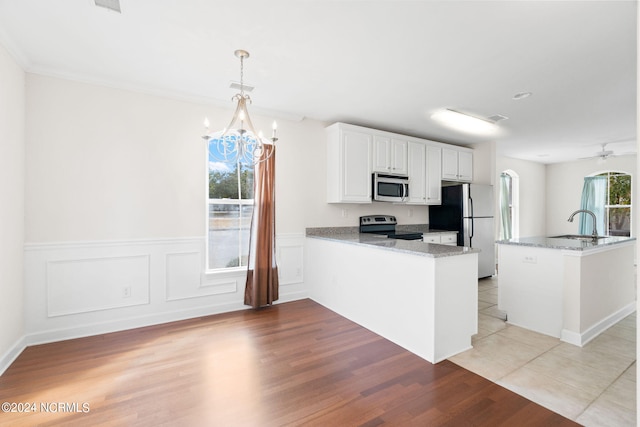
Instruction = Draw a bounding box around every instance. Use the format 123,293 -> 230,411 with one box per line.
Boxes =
202,49 -> 277,165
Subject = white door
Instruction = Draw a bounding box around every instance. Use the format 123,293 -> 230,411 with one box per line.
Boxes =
469,184 -> 494,217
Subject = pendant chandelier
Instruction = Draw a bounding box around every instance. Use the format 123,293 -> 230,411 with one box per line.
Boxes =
203,49 -> 277,165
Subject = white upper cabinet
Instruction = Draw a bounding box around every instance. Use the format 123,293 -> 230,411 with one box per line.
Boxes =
425,145 -> 442,203
326,123 -> 372,203
373,136 -> 408,175
442,147 -> 473,182
408,141 -> 442,205
407,141 -> 427,204
326,123 -> 473,204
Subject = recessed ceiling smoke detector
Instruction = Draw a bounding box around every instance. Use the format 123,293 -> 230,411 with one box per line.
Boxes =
512,92 -> 532,100
94,0 -> 121,13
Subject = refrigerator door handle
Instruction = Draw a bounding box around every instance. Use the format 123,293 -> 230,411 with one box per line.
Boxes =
468,197 -> 474,239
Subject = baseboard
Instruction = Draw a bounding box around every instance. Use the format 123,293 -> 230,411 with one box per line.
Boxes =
14,292 -> 309,360
0,336 -> 27,377
276,290 -> 309,304
561,302 -> 636,347
23,301 -> 247,348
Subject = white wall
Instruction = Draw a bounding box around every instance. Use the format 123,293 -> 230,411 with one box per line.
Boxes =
20,74 -> 441,346
0,42 -> 25,372
496,156 -> 546,238
472,140 -> 496,185
25,75 -> 207,242
546,156 -> 636,237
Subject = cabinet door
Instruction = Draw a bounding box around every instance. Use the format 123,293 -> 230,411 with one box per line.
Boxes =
441,148 -> 459,180
373,136 -> 408,174
440,233 -> 458,246
372,136 -> 390,173
407,141 -> 427,204
423,234 -> 441,244
390,139 -> 408,175
342,130 -> 372,202
458,151 -> 473,181
425,145 -> 442,204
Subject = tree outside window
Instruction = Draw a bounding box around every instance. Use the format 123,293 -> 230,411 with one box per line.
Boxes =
208,155 -> 254,270
597,171 -> 631,237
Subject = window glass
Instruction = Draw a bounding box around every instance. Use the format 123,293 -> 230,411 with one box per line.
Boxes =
208,154 -> 254,270
597,172 -> 631,237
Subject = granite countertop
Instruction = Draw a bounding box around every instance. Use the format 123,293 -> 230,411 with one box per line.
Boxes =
497,235 -> 635,251
306,227 -> 478,258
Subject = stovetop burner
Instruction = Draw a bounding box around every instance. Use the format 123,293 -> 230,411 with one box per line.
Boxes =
359,215 -> 423,241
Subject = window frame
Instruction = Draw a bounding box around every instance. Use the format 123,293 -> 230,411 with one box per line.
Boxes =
205,151 -> 255,273
595,171 -> 632,237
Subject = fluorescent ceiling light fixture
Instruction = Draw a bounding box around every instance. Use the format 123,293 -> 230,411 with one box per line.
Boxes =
431,109 -> 498,135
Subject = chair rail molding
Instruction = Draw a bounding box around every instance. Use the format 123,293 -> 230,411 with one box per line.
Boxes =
21,234 -> 307,348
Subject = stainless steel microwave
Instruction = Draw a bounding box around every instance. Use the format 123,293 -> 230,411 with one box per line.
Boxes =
372,172 -> 409,202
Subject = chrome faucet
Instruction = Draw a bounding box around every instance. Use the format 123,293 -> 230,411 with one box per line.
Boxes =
567,209 -> 598,238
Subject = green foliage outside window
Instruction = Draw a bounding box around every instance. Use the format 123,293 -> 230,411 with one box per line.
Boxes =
209,163 -> 254,200
597,172 -> 631,236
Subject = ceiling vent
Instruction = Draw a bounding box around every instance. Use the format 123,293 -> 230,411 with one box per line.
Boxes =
94,0 -> 121,13
229,81 -> 254,93
488,114 -> 509,123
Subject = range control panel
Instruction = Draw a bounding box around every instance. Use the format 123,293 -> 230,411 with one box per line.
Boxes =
359,215 -> 397,226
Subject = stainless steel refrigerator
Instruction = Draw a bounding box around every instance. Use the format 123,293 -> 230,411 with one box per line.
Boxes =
429,183 -> 495,278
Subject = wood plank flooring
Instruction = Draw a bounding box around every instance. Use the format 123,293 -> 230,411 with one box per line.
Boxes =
0,299 -> 579,426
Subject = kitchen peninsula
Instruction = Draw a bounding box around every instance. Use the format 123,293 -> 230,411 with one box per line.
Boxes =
497,235 -> 636,346
305,227 -> 480,363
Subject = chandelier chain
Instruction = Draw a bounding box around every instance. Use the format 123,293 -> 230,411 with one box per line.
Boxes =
203,49 -> 277,165
239,54 -> 244,98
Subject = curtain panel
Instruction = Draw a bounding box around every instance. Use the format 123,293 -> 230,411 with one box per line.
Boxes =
499,173 -> 512,240
578,176 -> 607,235
244,145 -> 279,308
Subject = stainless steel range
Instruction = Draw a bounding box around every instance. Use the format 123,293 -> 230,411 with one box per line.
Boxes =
359,215 -> 423,241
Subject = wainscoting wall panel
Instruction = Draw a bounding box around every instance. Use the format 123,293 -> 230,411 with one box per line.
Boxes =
166,251 -> 237,301
277,234 -> 304,286
22,234 -> 307,348
47,254 -> 150,316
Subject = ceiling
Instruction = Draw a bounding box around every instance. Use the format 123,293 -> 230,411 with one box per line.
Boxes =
0,0 -> 636,164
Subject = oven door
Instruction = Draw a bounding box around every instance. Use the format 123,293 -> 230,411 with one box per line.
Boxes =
373,173 -> 409,202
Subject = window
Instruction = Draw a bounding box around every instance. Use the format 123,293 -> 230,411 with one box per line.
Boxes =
597,171 -> 631,237
207,153 -> 254,270
499,170 -> 519,240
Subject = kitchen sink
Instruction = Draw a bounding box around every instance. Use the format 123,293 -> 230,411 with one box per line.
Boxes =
550,234 -> 606,241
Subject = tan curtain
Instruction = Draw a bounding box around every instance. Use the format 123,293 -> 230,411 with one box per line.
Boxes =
244,145 -> 279,308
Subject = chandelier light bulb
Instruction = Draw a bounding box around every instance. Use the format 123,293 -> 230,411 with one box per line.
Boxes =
203,117 -> 210,130
203,50 -> 277,165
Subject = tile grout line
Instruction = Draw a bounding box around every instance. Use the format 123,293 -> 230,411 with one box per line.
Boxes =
573,359 -> 637,421
475,277 -> 637,423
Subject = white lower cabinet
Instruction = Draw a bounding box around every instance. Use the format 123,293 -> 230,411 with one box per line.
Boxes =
423,232 -> 458,246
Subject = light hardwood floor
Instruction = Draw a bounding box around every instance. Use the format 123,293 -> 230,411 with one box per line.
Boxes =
0,299 -> 579,426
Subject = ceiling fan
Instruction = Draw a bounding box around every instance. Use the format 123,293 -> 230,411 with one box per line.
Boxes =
579,142 -> 635,162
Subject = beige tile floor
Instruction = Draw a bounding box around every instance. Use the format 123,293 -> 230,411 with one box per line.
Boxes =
449,275 -> 637,426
